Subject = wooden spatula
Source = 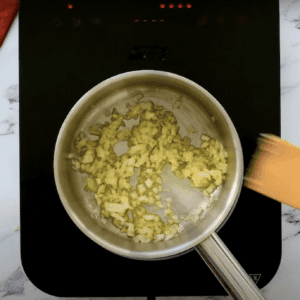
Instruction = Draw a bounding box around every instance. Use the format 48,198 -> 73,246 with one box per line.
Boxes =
244,133 -> 300,210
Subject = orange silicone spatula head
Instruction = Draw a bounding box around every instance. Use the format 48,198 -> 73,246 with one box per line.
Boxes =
244,134 -> 300,210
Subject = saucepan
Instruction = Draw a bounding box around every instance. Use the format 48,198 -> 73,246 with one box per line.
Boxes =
54,70 -> 265,300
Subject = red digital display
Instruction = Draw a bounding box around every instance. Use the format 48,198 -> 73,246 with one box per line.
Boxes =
178,3 -> 183,8
186,3 -> 192,8
169,4 -> 175,8
67,4 -> 73,9
160,4 -> 165,8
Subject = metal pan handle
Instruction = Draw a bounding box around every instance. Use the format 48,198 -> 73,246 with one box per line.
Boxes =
195,232 -> 265,300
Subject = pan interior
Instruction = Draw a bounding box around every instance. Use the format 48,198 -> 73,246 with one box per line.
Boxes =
55,72 -> 241,259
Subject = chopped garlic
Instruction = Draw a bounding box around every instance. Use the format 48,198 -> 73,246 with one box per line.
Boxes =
137,184 -> 146,195
155,201 -> 164,208
71,100 -> 228,243
165,234 -> 174,241
144,215 -> 155,221
178,223 -> 184,233
188,125 -> 196,133
131,192 -> 138,199
201,134 -> 210,142
111,213 -> 126,223
94,194 -> 102,206
203,190 -> 210,197
100,217 -> 107,225
145,179 -> 153,188
139,196 -> 149,203
104,202 -> 130,213
152,187 -> 159,194
155,234 -> 165,241
134,234 -> 151,243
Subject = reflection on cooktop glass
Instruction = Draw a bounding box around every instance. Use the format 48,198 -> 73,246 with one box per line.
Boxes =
129,45 -> 169,61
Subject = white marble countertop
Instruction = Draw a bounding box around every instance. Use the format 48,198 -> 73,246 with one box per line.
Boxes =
1,0 -> 300,299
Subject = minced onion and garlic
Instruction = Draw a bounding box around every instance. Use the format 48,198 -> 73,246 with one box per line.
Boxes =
69,100 -> 228,243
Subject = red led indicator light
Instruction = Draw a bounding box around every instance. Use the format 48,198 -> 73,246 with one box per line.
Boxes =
178,3 -> 183,8
186,3 -> 192,8
67,4 -> 73,9
160,4 -> 165,8
169,3 -> 174,8
134,20 -> 139,22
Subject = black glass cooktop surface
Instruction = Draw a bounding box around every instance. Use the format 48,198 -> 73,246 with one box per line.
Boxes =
20,0 -> 280,297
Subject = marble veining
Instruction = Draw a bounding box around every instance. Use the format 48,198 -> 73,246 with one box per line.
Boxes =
1,0 -> 300,299
282,207 -> 300,241
0,267 -> 26,298
0,85 -> 18,136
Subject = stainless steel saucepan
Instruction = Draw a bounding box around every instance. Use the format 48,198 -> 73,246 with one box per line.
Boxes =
54,70 -> 265,300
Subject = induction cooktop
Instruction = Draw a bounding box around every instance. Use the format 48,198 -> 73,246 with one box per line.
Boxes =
20,0 -> 280,298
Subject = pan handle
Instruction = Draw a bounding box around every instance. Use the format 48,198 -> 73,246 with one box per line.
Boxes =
195,232 -> 265,300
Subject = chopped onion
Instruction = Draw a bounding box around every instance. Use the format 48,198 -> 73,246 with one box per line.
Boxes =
71,99 -> 228,243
